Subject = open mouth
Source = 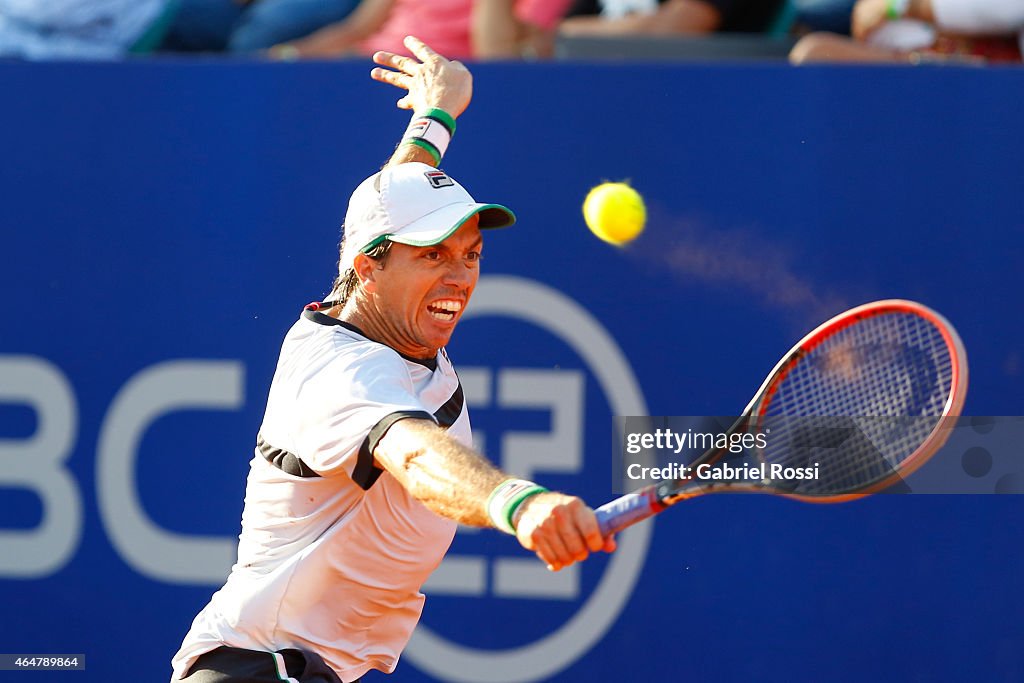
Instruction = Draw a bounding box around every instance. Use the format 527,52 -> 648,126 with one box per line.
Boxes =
427,299 -> 462,323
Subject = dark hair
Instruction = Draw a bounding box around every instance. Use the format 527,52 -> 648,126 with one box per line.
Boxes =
330,236 -> 393,305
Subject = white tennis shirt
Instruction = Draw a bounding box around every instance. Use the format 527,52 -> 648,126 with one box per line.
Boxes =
171,307 -> 464,682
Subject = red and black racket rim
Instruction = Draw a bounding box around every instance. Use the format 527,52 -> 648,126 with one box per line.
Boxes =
746,300 -> 967,501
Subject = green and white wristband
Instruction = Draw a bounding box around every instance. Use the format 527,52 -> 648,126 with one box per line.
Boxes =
886,0 -> 910,19
487,479 -> 548,535
402,108 -> 456,165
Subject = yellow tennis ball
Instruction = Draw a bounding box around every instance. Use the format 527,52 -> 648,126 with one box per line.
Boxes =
583,182 -> 646,245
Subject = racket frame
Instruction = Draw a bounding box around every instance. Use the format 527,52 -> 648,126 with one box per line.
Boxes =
744,299 -> 968,503
597,300 -> 968,536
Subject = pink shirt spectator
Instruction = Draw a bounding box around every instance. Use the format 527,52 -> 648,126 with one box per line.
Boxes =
361,0 -> 571,59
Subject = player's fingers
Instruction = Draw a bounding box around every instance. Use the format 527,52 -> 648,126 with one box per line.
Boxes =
553,500 -> 600,558
573,505 -> 606,553
548,505 -> 589,564
533,536 -> 562,572
396,95 -> 412,110
542,522 -> 576,570
556,528 -> 588,565
372,50 -> 405,67
602,535 -> 617,554
372,50 -> 397,66
404,35 -> 442,63
372,50 -> 421,74
370,67 -> 412,90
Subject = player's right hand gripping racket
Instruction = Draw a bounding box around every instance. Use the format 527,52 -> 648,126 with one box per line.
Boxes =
596,300 -> 968,537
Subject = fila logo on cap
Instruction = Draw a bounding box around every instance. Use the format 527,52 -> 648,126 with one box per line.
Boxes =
424,170 -> 454,189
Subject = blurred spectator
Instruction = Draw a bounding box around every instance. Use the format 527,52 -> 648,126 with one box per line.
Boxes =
792,0 -> 855,33
0,0 -> 176,58
273,0 -> 572,60
790,0 -> 1024,64
558,0 -> 787,37
159,0 -> 359,53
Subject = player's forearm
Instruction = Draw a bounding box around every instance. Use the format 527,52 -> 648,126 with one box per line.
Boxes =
387,141 -> 442,167
383,107 -> 458,168
376,420 -> 613,571
374,419 -> 508,526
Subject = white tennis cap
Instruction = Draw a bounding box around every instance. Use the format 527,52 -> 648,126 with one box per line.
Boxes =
339,162 -> 515,274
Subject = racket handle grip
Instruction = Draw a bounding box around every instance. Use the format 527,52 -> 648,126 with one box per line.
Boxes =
595,487 -> 661,537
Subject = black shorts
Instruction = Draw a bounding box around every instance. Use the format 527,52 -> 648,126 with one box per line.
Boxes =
182,646 -> 357,683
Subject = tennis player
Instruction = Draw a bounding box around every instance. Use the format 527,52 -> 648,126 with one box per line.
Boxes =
170,36 -> 615,683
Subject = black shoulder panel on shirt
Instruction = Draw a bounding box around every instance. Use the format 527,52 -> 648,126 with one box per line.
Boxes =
356,381 -> 466,490
257,433 -> 321,478
433,382 -> 465,428
356,410 -> 435,490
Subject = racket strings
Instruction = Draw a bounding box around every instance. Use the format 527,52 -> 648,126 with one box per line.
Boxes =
759,311 -> 953,495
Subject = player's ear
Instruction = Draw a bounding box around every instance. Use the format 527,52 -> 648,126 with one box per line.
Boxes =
353,253 -> 379,293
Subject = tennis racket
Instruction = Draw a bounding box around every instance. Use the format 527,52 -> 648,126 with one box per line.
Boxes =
596,299 -> 968,537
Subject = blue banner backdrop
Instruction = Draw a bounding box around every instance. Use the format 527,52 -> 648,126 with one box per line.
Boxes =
1,60 -> 1022,682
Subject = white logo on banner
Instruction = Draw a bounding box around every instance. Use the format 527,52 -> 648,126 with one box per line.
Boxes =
405,276 -> 652,683
0,357 -> 242,583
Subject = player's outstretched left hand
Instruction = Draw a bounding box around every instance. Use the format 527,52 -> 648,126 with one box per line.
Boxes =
514,492 -> 617,572
371,36 -> 472,118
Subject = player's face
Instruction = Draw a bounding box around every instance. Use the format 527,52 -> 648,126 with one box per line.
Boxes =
369,217 -> 482,358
